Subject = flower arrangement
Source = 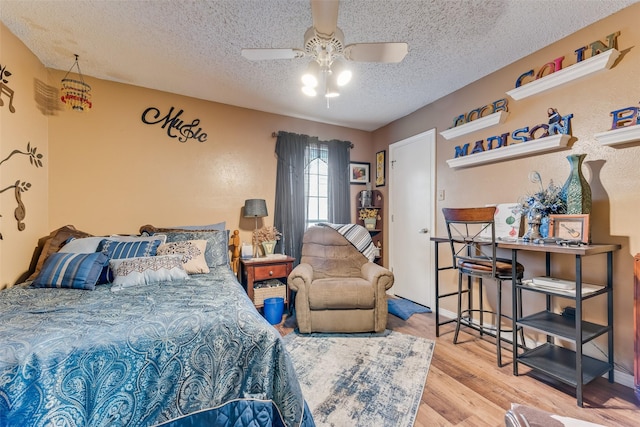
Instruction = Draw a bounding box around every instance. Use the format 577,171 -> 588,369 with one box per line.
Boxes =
519,173 -> 567,218
358,208 -> 379,220
253,225 -> 281,244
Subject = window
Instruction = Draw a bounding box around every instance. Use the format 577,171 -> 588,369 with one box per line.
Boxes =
304,143 -> 328,228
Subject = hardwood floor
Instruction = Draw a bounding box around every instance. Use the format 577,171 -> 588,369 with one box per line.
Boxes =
277,312 -> 639,426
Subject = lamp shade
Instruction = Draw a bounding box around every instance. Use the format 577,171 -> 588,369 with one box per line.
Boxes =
244,199 -> 268,218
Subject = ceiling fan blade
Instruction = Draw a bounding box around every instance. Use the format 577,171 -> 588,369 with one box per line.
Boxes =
344,42 -> 408,63
311,0 -> 339,37
241,48 -> 304,60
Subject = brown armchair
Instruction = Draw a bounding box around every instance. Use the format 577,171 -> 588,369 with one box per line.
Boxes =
288,225 -> 394,333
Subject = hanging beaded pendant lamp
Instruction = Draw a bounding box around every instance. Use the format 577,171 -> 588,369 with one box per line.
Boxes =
60,54 -> 92,111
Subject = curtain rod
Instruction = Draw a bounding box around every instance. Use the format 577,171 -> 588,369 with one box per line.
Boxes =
271,131 -> 354,148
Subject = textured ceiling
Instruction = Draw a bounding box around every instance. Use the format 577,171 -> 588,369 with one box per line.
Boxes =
1,0 -> 637,131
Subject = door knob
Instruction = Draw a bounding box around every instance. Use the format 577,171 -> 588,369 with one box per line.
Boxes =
419,228 -> 429,233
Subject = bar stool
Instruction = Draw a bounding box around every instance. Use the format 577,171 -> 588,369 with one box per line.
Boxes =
442,207 -> 525,367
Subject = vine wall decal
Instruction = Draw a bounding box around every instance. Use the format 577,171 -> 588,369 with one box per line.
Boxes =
0,143 -> 44,239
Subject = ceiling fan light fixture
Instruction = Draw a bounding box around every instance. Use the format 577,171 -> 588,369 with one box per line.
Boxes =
301,61 -> 320,88
331,60 -> 352,86
302,85 -> 317,97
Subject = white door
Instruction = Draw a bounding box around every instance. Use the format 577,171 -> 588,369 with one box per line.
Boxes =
389,129 -> 436,308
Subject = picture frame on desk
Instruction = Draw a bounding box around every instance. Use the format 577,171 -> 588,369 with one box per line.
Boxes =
350,161 -> 370,185
549,214 -> 590,243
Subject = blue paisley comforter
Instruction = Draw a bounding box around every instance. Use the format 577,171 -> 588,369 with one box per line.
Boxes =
0,268 -> 314,427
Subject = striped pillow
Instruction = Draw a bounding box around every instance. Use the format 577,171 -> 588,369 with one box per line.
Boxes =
98,238 -> 162,259
32,252 -> 109,290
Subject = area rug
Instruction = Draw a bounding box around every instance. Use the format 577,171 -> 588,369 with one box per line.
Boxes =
283,330 -> 435,427
388,297 -> 432,320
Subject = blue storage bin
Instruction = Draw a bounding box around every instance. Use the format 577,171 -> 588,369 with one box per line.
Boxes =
263,297 -> 284,325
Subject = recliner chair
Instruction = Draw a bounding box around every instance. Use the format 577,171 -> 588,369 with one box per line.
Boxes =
288,225 -> 394,333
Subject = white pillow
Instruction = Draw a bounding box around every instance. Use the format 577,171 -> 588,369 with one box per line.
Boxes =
59,236 -> 105,253
110,255 -> 187,292
156,239 -> 210,274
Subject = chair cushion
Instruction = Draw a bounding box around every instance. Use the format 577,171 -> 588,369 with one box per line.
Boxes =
308,277 -> 375,310
458,257 -> 524,278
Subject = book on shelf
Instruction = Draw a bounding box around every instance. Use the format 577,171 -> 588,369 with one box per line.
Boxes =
523,276 -> 604,295
531,276 -> 576,290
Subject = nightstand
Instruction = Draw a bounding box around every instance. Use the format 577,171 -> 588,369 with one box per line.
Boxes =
240,256 -> 294,310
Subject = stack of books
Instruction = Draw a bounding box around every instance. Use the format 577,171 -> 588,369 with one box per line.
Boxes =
523,276 -> 604,295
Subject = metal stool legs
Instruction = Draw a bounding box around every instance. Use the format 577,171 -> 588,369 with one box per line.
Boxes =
453,273 -> 524,368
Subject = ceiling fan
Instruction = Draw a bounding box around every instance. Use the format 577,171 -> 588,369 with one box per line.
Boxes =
241,0 -> 408,98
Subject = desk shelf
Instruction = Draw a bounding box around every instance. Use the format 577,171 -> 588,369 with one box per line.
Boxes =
510,244 -> 619,407
518,343 -> 612,388
518,280 -> 607,299
517,311 -> 610,343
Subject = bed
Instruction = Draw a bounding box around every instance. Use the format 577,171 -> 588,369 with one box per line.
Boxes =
0,226 -> 315,427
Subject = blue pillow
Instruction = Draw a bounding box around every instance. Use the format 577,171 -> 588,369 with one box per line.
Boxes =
32,252 -> 109,290
97,238 -> 163,283
98,238 -> 162,259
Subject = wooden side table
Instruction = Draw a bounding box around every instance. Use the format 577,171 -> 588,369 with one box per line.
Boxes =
240,256 -> 294,309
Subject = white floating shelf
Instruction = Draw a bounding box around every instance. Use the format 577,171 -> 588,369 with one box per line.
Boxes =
447,134 -> 571,169
439,111 -> 509,140
506,49 -> 620,101
594,124 -> 640,147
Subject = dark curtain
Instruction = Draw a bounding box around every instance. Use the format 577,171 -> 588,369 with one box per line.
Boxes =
327,139 -> 351,224
274,132 -> 308,262
274,132 -> 351,263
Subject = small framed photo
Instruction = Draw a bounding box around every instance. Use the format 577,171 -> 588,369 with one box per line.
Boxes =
350,162 -> 370,185
375,150 -> 386,187
549,214 -> 590,243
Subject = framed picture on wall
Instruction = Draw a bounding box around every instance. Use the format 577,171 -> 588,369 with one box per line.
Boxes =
349,162 -> 370,185
375,150 -> 386,187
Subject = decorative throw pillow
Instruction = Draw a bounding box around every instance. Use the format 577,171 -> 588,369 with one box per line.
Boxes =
156,239 -> 210,274
26,225 -> 93,281
109,255 -> 188,291
95,238 -> 164,284
98,238 -> 163,259
32,252 -> 109,290
164,230 -> 230,268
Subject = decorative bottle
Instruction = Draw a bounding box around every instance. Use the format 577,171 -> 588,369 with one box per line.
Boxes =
561,153 -> 592,215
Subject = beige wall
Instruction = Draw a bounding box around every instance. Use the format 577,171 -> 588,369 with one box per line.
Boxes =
45,70 -> 373,242
373,4 -> 640,381
0,25 -> 49,287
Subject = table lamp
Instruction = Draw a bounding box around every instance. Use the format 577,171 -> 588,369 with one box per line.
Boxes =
243,199 -> 268,257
